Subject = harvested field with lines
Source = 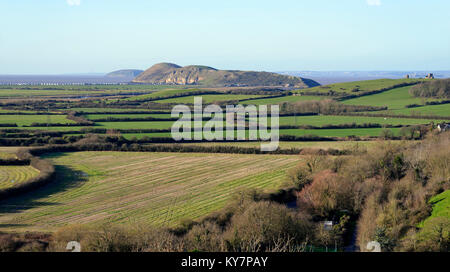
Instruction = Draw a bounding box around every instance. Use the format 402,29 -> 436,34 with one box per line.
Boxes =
0,166 -> 40,190
0,152 -> 299,232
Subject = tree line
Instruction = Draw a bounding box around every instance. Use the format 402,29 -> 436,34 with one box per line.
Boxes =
410,79 -> 450,99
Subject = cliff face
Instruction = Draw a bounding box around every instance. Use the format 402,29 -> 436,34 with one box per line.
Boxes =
132,63 -> 320,88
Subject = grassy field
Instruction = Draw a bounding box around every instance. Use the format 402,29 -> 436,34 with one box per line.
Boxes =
240,95 -> 327,105
343,86 -> 440,110
296,78 -> 424,95
84,113 -> 173,120
0,84 -> 178,92
70,108 -> 170,113
125,88 -> 204,101
0,115 -> 75,126
0,147 -> 20,154
0,147 -> 19,159
152,94 -> 264,104
86,113 -> 443,126
97,121 -> 175,130
121,133 -> 173,139
0,89 -> 150,98
0,126 -> 93,132
419,190 -> 450,227
278,115 -> 441,126
0,152 -> 17,160
118,127 -> 401,139
82,114 -> 441,132
0,165 -> 40,190
374,103 -> 450,117
279,127 -> 401,137
0,85 -> 180,99
0,89 -> 100,98
0,152 -> 299,231
0,109 -> 40,113
145,141 -> 385,150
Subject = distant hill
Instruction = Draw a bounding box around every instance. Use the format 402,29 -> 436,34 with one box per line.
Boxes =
106,69 -> 144,78
132,63 -> 319,88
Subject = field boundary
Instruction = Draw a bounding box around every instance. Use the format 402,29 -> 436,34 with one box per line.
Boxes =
0,150 -> 55,200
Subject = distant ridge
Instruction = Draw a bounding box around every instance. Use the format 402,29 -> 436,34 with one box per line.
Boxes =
106,69 -> 144,78
132,63 -> 320,88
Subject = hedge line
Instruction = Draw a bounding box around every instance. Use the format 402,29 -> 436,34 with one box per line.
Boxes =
337,112 -> 450,120
337,82 -> 422,100
25,141 -> 352,157
0,158 -> 30,165
0,112 -> 65,115
0,151 -> 55,200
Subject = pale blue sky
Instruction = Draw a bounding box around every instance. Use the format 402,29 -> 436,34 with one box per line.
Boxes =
1,0 -> 449,74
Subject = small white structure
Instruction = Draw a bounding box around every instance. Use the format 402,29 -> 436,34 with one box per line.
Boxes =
323,221 -> 334,231
438,123 -> 450,132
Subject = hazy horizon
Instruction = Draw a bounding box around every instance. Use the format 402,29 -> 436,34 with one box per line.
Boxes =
2,70 -> 449,85
1,69 -> 450,76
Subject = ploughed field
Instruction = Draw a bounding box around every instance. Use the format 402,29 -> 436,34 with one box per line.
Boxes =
0,152 -> 299,232
0,165 -> 40,190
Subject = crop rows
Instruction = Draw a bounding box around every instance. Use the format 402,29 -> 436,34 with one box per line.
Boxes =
0,165 -> 40,190
0,152 -> 299,231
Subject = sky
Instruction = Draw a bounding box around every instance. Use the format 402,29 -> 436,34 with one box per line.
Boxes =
0,0 -> 449,74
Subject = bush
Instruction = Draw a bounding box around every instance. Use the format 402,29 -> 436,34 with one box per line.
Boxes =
297,170 -> 355,218
380,129 -> 395,140
224,201 -> 313,252
185,222 -> 225,252
51,224 -> 184,252
287,166 -> 312,190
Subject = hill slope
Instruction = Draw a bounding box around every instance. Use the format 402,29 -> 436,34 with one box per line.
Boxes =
132,63 -> 319,88
106,69 -> 144,78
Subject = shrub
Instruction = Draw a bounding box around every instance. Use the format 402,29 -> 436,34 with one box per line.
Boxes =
380,129 -> 395,140
51,224 -> 184,252
297,170 -> 355,218
414,217 -> 450,252
185,222 -> 225,252
224,201 -> 313,252
287,166 -> 312,190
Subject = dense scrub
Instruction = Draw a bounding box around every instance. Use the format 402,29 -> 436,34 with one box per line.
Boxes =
0,232 -> 51,252
291,132 -> 450,252
280,99 -> 387,115
410,79 -> 450,99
